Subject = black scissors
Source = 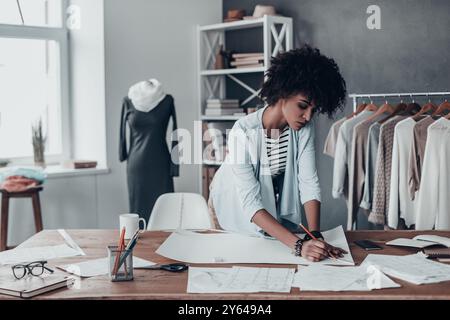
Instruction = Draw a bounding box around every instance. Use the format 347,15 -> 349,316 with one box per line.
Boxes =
139,263 -> 188,272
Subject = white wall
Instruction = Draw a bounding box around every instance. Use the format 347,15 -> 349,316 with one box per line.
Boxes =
7,0 -> 222,246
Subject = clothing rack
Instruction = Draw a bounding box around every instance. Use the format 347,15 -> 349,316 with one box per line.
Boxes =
349,92 -> 450,112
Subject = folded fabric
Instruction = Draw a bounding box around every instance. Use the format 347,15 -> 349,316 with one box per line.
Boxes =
128,78 -> 167,112
1,176 -> 40,192
0,167 -> 47,184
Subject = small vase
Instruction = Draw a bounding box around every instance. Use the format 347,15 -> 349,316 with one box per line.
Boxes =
33,147 -> 46,168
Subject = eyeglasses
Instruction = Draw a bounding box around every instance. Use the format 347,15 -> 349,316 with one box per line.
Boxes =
11,261 -> 54,280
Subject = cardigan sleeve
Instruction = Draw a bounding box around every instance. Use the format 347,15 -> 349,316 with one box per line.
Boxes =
408,128 -> 421,200
119,98 -> 130,162
415,127 -> 439,229
360,124 -> 379,210
297,122 -> 321,204
332,124 -> 348,199
226,124 -> 264,222
368,127 -> 387,225
168,95 -> 180,177
387,127 -> 401,229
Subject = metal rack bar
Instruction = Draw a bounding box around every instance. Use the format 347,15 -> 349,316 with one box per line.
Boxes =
349,92 -> 450,111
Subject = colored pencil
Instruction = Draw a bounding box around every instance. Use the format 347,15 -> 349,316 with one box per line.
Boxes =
112,227 -> 126,276
299,224 -> 338,260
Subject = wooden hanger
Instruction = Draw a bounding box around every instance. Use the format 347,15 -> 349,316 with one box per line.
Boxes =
365,99 -> 394,122
393,102 -> 407,114
413,100 -> 437,120
363,99 -> 378,112
378,102 -> 408,125
431,99 -> 450,116
346,103 -> 367,119
405,102 -> 421,115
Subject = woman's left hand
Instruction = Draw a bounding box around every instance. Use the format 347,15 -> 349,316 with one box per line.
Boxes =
326,243 -> 347,258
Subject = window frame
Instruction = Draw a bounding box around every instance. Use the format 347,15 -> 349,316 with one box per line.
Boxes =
0,0 -> 70,164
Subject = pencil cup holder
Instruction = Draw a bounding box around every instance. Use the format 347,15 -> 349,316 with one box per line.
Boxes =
108,245 -> 134,282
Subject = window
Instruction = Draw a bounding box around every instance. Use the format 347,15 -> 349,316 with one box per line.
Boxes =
0,0 -> 69,161
0,0 -> 62,28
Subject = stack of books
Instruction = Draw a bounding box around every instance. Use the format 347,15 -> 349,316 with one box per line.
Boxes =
204,99 -> 245,116
230,52 -> 264,68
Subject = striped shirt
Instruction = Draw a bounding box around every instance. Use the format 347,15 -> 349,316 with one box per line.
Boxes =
265,126 -> 289,177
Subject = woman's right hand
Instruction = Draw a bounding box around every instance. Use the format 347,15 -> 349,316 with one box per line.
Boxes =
301,239 -> 333,262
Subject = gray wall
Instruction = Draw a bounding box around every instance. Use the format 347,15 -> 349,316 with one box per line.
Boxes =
224,0 -> 450,230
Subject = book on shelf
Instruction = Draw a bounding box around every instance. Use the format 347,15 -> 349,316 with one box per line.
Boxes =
207,99 -> 239,104
235,63 -> 264,69
205,108 -> 244,116
230,58 -> 264,66
232,52 -> 264,59
206,103 -> 240,109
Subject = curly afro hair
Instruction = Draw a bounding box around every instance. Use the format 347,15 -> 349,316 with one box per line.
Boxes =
259,45 -> 347,118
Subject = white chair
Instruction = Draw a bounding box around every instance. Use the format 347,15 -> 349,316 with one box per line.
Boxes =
147,192 -> 214,230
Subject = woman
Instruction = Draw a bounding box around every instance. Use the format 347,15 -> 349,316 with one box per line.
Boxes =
209,46 -> 347,262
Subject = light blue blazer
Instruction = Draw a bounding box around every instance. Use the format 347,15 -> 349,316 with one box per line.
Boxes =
210,106 -> 321,236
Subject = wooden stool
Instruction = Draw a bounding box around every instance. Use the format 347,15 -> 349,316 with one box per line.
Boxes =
0,186 -> 43,251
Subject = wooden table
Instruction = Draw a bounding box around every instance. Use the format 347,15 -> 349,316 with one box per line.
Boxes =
1,229 -> 450,300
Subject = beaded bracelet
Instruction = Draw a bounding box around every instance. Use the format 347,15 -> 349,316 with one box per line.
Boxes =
294,238 -> 303,256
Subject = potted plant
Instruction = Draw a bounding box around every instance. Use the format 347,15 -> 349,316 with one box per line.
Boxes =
32,119 -> 46,168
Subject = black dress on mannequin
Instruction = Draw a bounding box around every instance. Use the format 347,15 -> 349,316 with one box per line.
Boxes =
119,94 -> 179,223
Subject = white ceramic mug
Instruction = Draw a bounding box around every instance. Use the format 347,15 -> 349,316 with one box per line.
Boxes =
119,213 -> 147,239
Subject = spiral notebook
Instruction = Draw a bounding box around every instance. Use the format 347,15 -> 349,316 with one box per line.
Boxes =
423,248 -> 450,259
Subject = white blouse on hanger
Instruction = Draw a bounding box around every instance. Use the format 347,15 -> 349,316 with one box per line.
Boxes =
387,117 -> 418,229
415,117 -> 450,230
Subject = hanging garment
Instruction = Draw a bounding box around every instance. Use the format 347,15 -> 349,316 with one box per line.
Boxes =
416,118 -> 450,230
347,115 -> 387,229
368,116 -> 408,225
408,116 -> 436,200
387,118 -> 418,229
119,94 -> 179,223
360,121 -> 381,211
323,117 -> 346,158
332,110 -> 373,203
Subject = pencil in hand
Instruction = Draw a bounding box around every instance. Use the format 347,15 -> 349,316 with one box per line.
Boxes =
299,224 -> 338,260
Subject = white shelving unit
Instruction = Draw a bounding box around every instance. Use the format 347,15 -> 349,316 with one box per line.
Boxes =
196,15 -> 293,197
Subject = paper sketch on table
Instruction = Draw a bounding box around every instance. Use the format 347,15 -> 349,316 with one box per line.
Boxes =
187,267 -> 233,293
292,264 -> 400,291
0,244 -> 82,265
58,257 -> 156,278
361,252 -> 450,285
157,226 -> 354,265
187,267 -> 295,293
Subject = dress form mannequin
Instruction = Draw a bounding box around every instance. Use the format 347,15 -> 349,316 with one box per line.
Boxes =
120,79 -> 179,223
